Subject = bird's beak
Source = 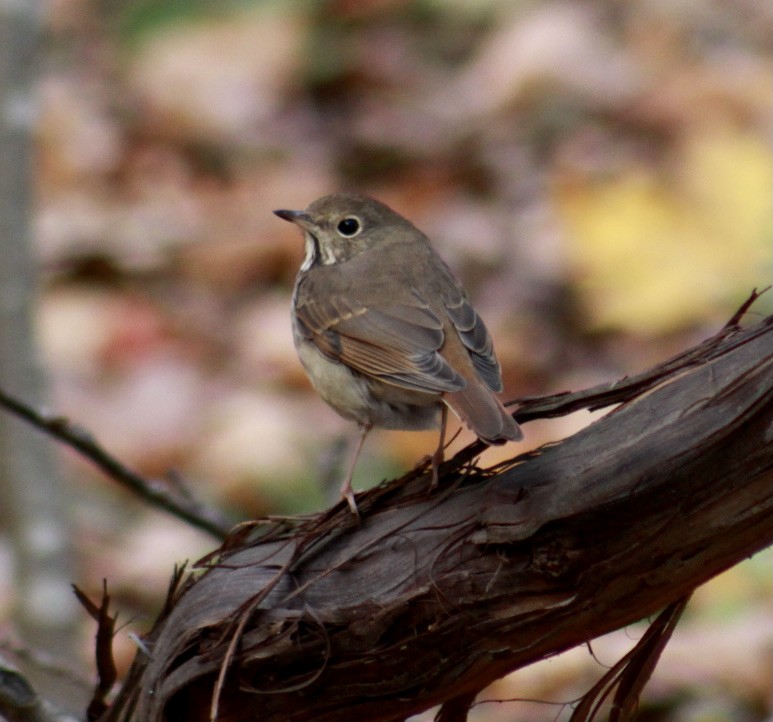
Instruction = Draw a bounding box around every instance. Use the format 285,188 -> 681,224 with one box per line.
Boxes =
273,209 -> 314,230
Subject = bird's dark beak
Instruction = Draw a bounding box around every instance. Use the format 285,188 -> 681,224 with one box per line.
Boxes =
273,209 -> 313,228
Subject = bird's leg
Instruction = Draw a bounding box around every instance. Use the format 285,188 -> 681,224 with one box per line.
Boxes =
340,423 -> 371,517
430,405 -> 448,490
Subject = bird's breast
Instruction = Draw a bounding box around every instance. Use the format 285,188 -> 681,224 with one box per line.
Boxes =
293,330 -> 441,431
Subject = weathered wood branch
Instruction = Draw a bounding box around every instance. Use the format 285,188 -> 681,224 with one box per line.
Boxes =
104,310 -> 773,722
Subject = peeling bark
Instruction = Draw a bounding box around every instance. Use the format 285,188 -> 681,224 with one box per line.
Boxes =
103,312 -> 773,722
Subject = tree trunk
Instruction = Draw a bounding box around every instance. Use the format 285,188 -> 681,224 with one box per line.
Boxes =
0,0 -> 81,715
103,312 -> 773,722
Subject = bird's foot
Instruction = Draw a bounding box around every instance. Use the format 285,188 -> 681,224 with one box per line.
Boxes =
429,446 -> 444,490
340,482 -> 360,520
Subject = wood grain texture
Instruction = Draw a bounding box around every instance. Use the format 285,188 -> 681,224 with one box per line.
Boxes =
103,311 -> 773,722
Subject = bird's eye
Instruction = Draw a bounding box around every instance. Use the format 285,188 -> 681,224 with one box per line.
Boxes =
336,217 -> 361,237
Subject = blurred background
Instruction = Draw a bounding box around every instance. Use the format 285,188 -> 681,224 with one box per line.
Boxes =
0,0 -> 770,720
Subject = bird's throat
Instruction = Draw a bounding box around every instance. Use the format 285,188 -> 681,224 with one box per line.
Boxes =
301,231 -> 340,270
300,232 -> 320,271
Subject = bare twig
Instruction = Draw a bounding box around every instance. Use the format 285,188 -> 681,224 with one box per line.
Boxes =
0,641 -> 91,691
435,691 -> 479,722
0,389 -> 233,539
0,655 -> 81,722
569,595 -> 691,722
72,582 -> 118,721
505,288 -> 769,422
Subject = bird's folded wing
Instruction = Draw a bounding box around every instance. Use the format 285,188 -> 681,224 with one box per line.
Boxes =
442,287 -> 503,392
294,292 -> 466,394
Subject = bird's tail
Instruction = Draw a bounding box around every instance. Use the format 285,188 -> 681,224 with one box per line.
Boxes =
444,381 -> 523,445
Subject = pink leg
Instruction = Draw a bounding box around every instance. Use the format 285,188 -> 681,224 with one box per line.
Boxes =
340,423 -> 371,516
430,405 -> 448,489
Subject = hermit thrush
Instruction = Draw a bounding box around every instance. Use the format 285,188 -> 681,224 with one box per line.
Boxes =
275,193 -> 522,514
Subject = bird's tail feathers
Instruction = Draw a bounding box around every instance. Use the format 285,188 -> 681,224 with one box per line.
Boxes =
444,382 -> 522,445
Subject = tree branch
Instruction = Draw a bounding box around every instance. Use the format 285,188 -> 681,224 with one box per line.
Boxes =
0,389 -> 233,539
0,655 -> 80,722
100,307 -> 772,722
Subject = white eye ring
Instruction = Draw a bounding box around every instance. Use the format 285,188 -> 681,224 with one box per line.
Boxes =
336,216 -> 362,238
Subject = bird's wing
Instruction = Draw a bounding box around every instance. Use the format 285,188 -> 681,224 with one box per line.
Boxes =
441,284 -> 503,392
294,285 -> 466,394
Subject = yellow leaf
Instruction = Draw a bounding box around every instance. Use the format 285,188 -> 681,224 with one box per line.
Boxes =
557,124 -> 771,333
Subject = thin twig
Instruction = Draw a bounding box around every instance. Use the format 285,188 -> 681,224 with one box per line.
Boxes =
72,582 -> 118,720
505,288 -> 769,422
0,640 -> 92,692
0,654 -> 81,722
0,388 -> 232,539
569,595 -> 691,722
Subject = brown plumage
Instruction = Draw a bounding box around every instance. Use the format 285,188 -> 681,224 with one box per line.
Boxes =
275,193 -> 522,514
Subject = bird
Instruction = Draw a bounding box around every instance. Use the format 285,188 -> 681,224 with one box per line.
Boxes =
274,193 -> 522,514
